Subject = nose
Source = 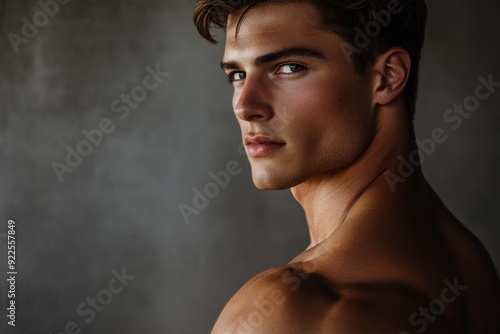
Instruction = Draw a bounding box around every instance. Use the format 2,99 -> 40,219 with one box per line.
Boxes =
233,76 -> 274,122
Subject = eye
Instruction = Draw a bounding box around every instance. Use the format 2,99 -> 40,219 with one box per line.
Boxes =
277,64 -> 306,75
227,71 -> 246,83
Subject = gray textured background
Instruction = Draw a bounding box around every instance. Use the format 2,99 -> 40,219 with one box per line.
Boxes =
0,0 -> 499,333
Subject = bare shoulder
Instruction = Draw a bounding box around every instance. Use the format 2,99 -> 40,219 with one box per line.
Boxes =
211,264 -> 453,334
437,206 -> 500,333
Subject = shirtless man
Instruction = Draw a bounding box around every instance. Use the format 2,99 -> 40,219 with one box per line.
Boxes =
193,1 -> 500,333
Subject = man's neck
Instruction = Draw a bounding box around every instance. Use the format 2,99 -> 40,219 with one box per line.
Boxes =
291,105 -> 422,247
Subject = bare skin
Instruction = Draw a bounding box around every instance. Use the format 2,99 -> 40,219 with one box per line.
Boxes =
213,3 -> 500,333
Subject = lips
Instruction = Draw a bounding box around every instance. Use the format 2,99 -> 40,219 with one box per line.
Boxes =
244,135 -> 286,157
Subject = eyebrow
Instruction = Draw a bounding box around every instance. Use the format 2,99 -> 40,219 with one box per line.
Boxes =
220,47 -> 326,70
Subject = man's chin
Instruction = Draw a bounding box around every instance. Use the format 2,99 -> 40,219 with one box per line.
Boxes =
253,182 -> 286,191
251,172 -> 299,191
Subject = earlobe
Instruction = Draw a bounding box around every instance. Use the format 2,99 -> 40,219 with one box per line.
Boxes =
373,48 -> 411,106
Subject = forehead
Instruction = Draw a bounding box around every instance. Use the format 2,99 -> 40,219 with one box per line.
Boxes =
223,2 -> 336,60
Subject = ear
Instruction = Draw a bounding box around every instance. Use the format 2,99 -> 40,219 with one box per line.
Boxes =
372,47 -> 411,106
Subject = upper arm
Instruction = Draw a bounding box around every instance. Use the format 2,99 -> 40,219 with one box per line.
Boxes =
317,288 -> 453,334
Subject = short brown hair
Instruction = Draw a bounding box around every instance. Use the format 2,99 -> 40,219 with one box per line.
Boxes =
193,0 -> 427,117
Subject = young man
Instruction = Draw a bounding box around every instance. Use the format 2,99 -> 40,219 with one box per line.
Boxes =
193,1 -> 500,333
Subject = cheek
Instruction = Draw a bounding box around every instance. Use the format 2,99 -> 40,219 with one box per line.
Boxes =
232,93 -> 239,116
281,76 -> 373,160
281,76 -> 361,133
